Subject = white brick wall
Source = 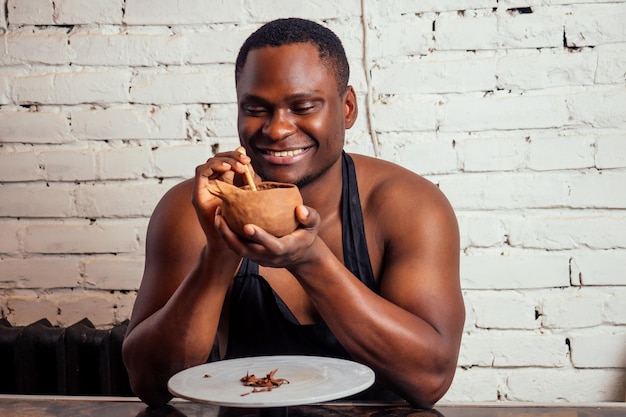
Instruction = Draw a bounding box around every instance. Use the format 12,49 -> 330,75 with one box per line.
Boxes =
1,0 -> 625,403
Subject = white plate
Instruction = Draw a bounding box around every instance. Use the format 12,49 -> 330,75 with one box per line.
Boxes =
167,355 -> 375,408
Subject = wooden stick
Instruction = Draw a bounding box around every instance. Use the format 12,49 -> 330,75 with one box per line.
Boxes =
236,146 -> 257,191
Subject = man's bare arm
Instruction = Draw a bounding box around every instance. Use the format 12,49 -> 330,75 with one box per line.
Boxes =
293,175 -> 463,408
123,150 -> 255,407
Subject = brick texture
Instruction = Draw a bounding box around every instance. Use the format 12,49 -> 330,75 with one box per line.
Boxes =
1,0 -> 625,403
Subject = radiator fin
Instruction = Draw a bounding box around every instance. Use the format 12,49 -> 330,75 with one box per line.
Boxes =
0,318 -> 133,396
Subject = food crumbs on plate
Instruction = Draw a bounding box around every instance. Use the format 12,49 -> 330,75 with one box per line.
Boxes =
240,368 -> 289,396
203,374 -> 212,378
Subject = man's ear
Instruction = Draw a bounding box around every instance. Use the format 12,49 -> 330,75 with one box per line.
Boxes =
343,85 -> 358,129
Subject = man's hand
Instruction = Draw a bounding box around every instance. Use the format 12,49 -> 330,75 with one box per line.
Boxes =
214,204 -> 322,268
192,149 -> 259,244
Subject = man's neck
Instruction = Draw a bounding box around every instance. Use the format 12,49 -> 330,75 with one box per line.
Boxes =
299,155 -> 344,220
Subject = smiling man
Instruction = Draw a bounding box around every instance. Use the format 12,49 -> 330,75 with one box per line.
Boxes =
122,18 -> 464,409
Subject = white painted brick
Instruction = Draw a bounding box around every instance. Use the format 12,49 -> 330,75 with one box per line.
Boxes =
187,103 -> 238,139
207,138 -> 241,156
366,15 -> 433,59
435,12 -> 499,51
0,184 -> 75,218
460,137 -> 527,172
74,181 -> 171,218
130,67 -> 235,104
5,292 -> 59,326
0,151 -> 42,181
457,214 -> 507,249
506,369 -> 626,402
0,110 -> 71,143
1,28 -> 71,65
459,333 -> 569,367
461,254 -> 570,289
12,71 -> 132,105
461,293 -> 476,334
0,1 -> 6,30
325,21 -> 365,62
569,334 -> 626,368
70,30 -> 185,66
440,368 -> 502,402
571,251 -> 626,286
84,257 -> 144,290
567,87 -> 626,128
605,290 -> 626,325
97,146 -> 153,180
0,75 -> 8,104
541,291 -> 605,329
154,144 -> 216,178
0,221 -> 20,254
3,289 -> 130,327
568,172 -> 626,209
372,95 -> 439,132
114,292 -> 138,324
378,134 -> 457,175
7,1 -> 121,26
373,56 -> 495,94
468,292 -> 540,329
183,29 -> 250,65
595,43 -> 626,85
596,134 -> 626,169
438,173 -> 570,210
344,131 -> 377,156
53,290 -> 119,327
7,0 -> 54,25
246,0 -> 361,21
565,3 -> 626,47
508,215 -> 626,250
441,93 -> 570,132
368,1 -> 496,16
42,149 -> 97,181
528,135 -> 594,171
0,258 -> 81,288
496,7 -> 564,49
71,106 -> 186,140
124,0 -> 244,25
497,50 -> 596,90
53,0 -> 123,25
496,0 -> 558,6
23,221 -> 140,254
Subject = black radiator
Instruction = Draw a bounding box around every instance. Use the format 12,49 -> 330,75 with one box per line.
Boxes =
0,317 -> 133,396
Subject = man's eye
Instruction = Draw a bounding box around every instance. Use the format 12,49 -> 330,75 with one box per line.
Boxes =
243,105 -> 267,115
291,103 -> 317,114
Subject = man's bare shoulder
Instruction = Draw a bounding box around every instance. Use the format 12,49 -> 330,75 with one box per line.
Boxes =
349,153 -> 457,239
147,178 -> 203,247
349,153 -> 447,206
150,179 -> 195,222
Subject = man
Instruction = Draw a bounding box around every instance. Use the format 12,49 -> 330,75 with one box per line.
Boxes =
122,18 -> 464,409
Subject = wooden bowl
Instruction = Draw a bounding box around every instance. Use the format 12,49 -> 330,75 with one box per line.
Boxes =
207,180 -> 303,238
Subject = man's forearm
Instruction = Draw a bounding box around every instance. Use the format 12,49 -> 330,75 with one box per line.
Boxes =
123,249 -> 239,406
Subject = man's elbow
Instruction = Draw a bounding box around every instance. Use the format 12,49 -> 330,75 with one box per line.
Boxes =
122,339 -> 173,408
130,379 -> 174,409
402,361 -> 457,409
404,374 -> 451,409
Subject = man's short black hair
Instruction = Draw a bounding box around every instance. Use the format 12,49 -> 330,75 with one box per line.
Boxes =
235,18 -> 350,95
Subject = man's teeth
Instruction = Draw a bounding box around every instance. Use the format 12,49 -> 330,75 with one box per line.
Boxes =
267,149 -> 305,157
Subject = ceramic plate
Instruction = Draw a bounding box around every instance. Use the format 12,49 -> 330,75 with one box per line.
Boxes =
167,355 -> 375,408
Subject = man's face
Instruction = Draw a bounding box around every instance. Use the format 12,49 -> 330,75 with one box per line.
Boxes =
236,42 -> 356,188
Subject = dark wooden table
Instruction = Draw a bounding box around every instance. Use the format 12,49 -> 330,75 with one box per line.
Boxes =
0,396 -> 624,417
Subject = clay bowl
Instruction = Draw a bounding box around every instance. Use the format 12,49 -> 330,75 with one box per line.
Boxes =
207,180 -> 303,238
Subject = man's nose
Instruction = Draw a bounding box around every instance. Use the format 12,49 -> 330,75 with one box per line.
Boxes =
262,110 -> 296,140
